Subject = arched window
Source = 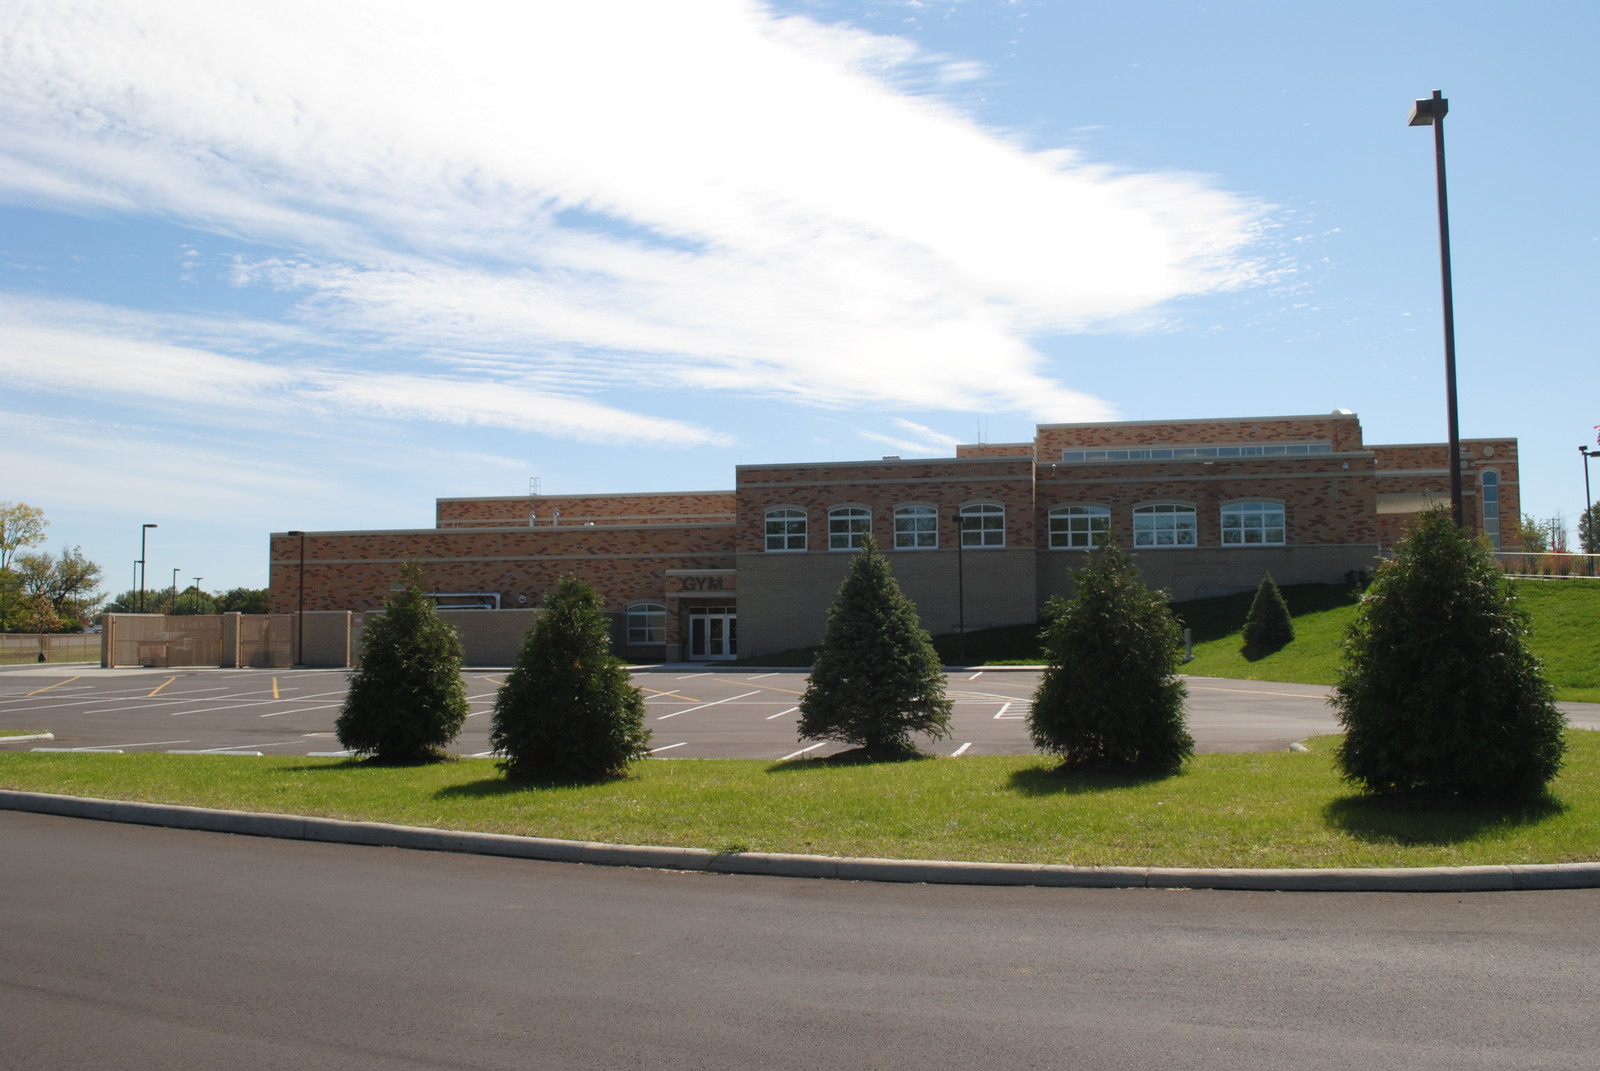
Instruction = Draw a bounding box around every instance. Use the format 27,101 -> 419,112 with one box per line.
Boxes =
764,508 -> 807,552
626,601 -> 666,645
1048,505 -> 1110,549
893,505 -> 938,550
829,506 -> 871,551
1481,470 -> 1500,550
1133,503 -> 1197,548
959,503 -> 1005,548
1220,501 -> 1286,546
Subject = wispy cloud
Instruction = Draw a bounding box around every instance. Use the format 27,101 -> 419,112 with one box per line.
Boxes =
0,0 -> 1266,428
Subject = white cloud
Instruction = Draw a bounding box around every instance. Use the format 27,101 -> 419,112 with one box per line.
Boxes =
0,0 -> 1267,425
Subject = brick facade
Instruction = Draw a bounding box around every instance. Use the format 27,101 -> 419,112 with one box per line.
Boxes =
270,412 -> 1519,662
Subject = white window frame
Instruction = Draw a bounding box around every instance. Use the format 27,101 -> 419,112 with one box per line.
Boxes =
828,506 -> 871,551
1133,503 -> 1197,548
1048,505 -> 1110,550
764,508 -> 807,552
959,503 -> 1005,548
1220,501 -> 1286,547
626,601 -> 666,645
893,505 -> 938,550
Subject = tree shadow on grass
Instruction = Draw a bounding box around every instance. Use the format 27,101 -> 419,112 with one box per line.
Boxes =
766,744 -> 939,774
1007,763 -> 1180,797
1240,640 -> 1290,664
1323,790 -> 1567,846
433,770 -> 634,800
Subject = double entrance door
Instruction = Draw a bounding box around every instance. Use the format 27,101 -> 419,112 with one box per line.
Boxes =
687,606 -> 736,660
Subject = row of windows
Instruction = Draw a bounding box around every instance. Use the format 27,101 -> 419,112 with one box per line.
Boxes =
766,504 -> 1006,551
763,501 -> 1288,552
1059,443 -> 1332,463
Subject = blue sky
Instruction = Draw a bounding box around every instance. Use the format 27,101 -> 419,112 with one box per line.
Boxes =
3,0 -> 1596,597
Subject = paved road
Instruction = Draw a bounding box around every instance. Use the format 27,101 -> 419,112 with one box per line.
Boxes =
6,810 -> 1600,1071
3,664 -> 1596,759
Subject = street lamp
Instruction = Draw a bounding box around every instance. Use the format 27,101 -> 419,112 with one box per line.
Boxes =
194,578 -> 203,614
287,531 -> 306,666
171,568 -> 179,614
1408,90 -> 1464,527
138,523 -> 157,612
1581,445 -> 1598,561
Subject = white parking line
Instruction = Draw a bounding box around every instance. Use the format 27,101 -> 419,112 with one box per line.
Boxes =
766,706 -> 798,721
968,671 -> 983,680
993,702 -> 1010,720
676,672 -> 711,679
779,742 -> 826,761
258,705 -> 341,718
656,690 -> 760,720
649,742 -> 688,754
951,742 -> 972,757
745,673 -> 777,680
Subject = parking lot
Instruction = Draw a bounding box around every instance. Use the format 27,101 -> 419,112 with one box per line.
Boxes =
0,663 -> 1382,759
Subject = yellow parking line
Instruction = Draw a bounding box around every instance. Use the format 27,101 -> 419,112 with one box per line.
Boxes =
147,676 -> 177,697
26,675 -> 79,696
639,686 -> 699,701
710,677 -> 806,697
272,677 -> 280,700
478,676 -> 505,687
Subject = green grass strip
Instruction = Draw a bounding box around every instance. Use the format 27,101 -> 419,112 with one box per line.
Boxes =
6,732 -> 1600,870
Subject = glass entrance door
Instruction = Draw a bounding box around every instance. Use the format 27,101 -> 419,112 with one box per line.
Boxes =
687,608 -> 737,660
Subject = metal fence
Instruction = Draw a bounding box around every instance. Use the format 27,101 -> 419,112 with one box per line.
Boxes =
0,633 -> 101,665
1496,552 -> 1600,579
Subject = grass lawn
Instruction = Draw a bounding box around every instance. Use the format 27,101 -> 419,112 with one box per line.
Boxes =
5,732 -> 1600,869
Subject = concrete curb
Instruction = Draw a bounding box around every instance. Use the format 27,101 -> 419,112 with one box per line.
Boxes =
0,733 -> 54,744
5,788 -> 1599,892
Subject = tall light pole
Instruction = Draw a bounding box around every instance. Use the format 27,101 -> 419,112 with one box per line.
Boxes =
171,568 -> 179,614
194,578 -> 203,614
1581,445 -> 1597,563
138,523 -> 157,612
1408,90 -> 1464,528
287,531 -> 307,666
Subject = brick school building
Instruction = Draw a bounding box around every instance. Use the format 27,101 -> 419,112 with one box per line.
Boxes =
269,411 -> 1517,662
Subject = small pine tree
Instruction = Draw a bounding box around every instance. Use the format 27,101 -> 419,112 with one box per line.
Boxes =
1241,573 -> 1294,651
1334,507 -> 1566,800
797,536 -> 952,759
335,562 -> 468,762
1028,541 -> 1193,773
491,574 -> 650,781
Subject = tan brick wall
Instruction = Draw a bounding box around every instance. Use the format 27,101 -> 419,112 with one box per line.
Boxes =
955,442 -> 1036,458
270,525 -> 735,614
1037,453 -> 1380,545
1370,438 -> 1518,546
438,490 -> 736,527
1037,413 -> 1365,456
736,456 -> 1038,553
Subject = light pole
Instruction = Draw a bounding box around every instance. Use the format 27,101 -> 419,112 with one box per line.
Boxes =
194,578 -> 203,613
171,568 -> 179,614
1408,90 -> 1464,528
1581,445 -> 1597,563
137,523 -> 157,612
287,531 -> 306,665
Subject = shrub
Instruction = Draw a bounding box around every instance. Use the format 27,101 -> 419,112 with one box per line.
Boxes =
1241,572 -> 1294,651
335,562 -> 467,762
491,574 -> 650,781
797,536 -> 952,759
1334,507 -> 1566,800
1028,541 -> 1192,773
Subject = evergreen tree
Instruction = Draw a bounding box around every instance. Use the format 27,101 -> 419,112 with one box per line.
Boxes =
1029,541 -> 1192,773
1334,507 -> 1565,800
797,536 -> 951,759
1241,572 -> 1294,651
491,574 -> 650,781
335,562 -> 468,762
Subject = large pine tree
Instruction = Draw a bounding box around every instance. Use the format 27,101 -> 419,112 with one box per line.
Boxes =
335,562 -> 468,762
1028,541 -> 1192,773
1334,507 -> 1565,799
797,536 -> 951,759
491,574 -> 650,781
